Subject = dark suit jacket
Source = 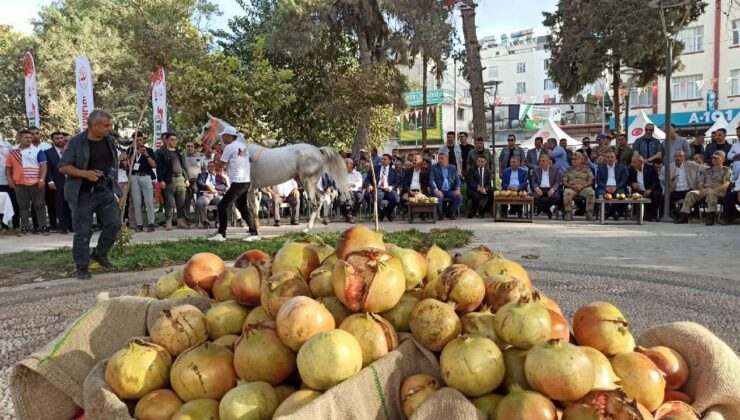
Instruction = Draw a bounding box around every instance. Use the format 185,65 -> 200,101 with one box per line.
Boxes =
596,164 -> 629,192
525,147 -> 549,171
59,132 -> 122,203
628,164 -> 662,193
44,147 -> 66,189
466,166 -> 492,193
531,166 -> 562,192
430,164 -> 461,194
196,172 -> 227,196
363,165 -> 401,190
402,168 -> 430,195
156,147 -> 188,184
502,167 -> 529,191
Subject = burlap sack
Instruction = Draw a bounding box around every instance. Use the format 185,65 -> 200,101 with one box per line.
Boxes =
410,388 -> 485,420
277,335 -> 440,420
638,322 -> 740,420
83,358 -> 138,420
10,295 -> 210,420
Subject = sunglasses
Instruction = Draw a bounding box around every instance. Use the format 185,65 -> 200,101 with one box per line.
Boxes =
645,129 -> 654,132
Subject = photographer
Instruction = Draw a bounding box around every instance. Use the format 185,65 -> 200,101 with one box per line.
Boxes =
59,110 -> 122,279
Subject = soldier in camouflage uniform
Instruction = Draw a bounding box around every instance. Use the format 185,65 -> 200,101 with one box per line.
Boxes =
590,134 -> 613,163
562,153 -> 596,221
676,151 -> 732,226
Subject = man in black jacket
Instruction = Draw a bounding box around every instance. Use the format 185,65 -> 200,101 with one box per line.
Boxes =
45,131 -> 72,234
156,132 -> 190,230
628,155 -> 663,221
466,156 -> 493,218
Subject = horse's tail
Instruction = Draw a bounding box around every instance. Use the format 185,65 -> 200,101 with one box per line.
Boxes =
320,147 -> 349,197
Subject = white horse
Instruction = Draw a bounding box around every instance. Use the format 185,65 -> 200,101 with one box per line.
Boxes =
200,115 -> 348,232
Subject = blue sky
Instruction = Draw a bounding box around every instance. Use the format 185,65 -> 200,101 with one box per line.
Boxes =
0,0 -> 558,39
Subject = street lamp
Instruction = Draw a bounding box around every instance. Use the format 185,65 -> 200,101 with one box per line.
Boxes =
484,80 -> 502,189
648,0 -> 691,222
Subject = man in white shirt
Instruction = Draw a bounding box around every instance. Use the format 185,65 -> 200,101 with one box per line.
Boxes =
338,158 -> 363,223
208,127 -> 260,242
265,178 -> 300,227
667,150 -> 704,217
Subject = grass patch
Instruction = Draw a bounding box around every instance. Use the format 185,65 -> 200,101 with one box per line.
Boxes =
0,228 -> 473,278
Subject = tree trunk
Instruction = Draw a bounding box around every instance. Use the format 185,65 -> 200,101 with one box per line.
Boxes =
611,62 -> 621,134
353,28 -> 373,157
460,2 -> 486,140
422,53 -> 429,149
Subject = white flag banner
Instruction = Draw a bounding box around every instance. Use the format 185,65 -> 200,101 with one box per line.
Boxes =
151,66 -> 167,142
75,55 -> 95,130
23,52 -> 40,127
696,80 -> 705,90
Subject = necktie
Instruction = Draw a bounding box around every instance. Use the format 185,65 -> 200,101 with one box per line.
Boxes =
480,168 -> 484,189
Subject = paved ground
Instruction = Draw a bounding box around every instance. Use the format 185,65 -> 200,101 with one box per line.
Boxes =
0,219 -> 738,418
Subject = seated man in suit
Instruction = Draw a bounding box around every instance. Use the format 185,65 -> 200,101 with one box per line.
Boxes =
501,155 -> 529,217
196,162 -> 228,228
629,155 -> 662,222
531,155 -> 561,219
364,154 -> 401,221
466,156 -> 493,218
402,153 -> 431,200
430,152 -> 462,220
596,151 -> 629,220
562,153 -> 596,221
667,150 -> 705,218
338,158 -> 363,223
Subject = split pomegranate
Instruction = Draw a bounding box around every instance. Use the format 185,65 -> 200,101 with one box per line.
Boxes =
654,401 -> 700,420
276,296 -> 335,351
134,389 -> 183,420
149,304 -> 208,357
433,264 -> 486,313
230,265 -> 265,306
332,249 -> 405,313
610,351 -> 666,412
483,273 -> 529,312
409,298 -> 462,351
296,330 -> 363,391
104,339 -> 172,400
454,245 -> 495,269
335,225 -> 385,259
170,342 -> 236,401
524,339 -> 594,402
572,390 -> 649,419
635,345 -> 689,390
261,271 -> 311,318
494,386 -> 557,420
400,374 -> 440,418
441,335 -> 505,397
339,313 -> 398,367
493,296 -> 551,349
234,323 -> 296,385
573,301 -> 632,357
183,252 -> 225,292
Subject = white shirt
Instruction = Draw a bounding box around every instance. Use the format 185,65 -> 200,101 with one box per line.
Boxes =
675,164 -> 690,191
274,179 -> 298,197
116,149 -> 128,183
36,142 -> 52,151
220,141 -> 250,183
509,170 -> 520,188
606,164 -> 617,187
378,166 -> 390,188
540,168 -> 550,188
636,169 -> 645,191
410,169 -> 421,191
346,170 -> 363,192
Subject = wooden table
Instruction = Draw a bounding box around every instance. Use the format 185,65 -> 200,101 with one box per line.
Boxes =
596,198 -> 652,225
408,202 -> 437,224
493,196 -> 534,223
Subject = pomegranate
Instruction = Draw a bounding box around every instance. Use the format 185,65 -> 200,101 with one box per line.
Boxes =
212,334 -> 239,350
234,248 -> 271,269
272,389 -> 322,418
409,299 -> 462,351
571,390 -> 650,419
171,399 -> 220,420
219,381 -> 278,420
184,252 -> 225,292
493,296 -> 551,349
524,339 -> 594,401
244,305 -> 272,326
205,300 -> 249,339
212,268 -> 237,302
134,389 -> 183,420
230,265 -> 265,306
308,266 -> 335,298
379,292 -> 420,333
276,296 -> 335,351
573,301 -> 632,357
663,390 -> 693,404
333,249 -> 405,313
654,401 -> 700,420
423,244 -> 452,284
454,245 -> 495,269
149,304 -> 208,357
441,335 -> 505,397
537,291 -> 563,314
433,264 -> 486,313
610,351 -> 666,412
317,297 -> 352,325
336,225 -> 385,259
470,394 -> 504,419
635,345 -> 689,390
476,253 -> 533,291
261,271 -> 311,318
580,346 -> 620,391
296,330 -> 363,390
339,313 -> 398,367
501,347 -> 531,392
495,386 -> 557,420
308,242 -> 336,265
483,273 -> 529,312
274,384 -> 297,403
234,323 -> 296,385
272,241 -> 321,280
321,252 -> 338,268
170,342 -> 236,401
387,244 -> 427,290
155,269 -> 184,299
548,309 -> 570,342
104,339 -> 172,399
460,307 -> 503,347
400,374 -> 440,418
168,284 -> 208,299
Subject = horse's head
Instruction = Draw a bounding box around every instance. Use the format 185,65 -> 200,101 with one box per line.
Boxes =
200,113 -> 248,148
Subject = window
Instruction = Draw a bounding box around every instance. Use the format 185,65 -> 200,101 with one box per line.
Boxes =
516,62 -> 526,73
734,20 -> 740,45
457,107 -> 465,121
677,26 -> 703,53
516,82 -> 527,94
543,79 -> 557,90
488,66 -> 499,78
628,89 -> 653,107
544,59 -> 549,70
672,74 -> 703,100
731,69 -> 740,96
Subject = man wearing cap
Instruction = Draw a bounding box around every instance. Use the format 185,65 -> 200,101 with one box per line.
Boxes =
675,151 -> 731,226
208,127 -> 260,241
590,134 -> 612,163
633,124 -> 664,163
703,128 -> 731,166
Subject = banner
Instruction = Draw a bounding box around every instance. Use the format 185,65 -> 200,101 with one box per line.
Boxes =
75,55 -> 94,130
151,66 -> 168,143
23,52 -> 40,127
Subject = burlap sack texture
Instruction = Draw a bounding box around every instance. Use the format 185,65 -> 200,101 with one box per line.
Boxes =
10,295 -> 210,420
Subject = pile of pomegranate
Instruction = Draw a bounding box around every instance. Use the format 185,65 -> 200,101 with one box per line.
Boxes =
106,225 -> 698,420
